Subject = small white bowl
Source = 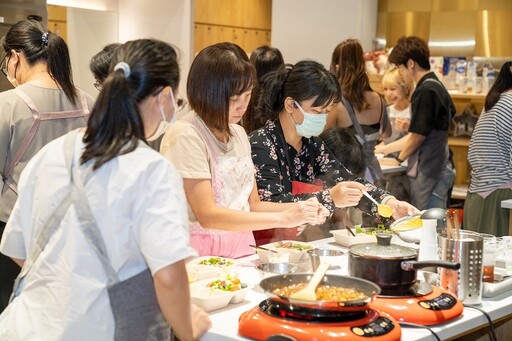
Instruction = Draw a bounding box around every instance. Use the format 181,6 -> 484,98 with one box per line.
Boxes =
256,240 -> 313,263
190,279 -> 252,311
330,229 -> 376,247
229,286 -> 252,304
186,256 -> 237,281
190,286 -> 233,312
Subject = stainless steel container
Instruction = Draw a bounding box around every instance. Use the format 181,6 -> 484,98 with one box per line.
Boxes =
438,230 -> 483,305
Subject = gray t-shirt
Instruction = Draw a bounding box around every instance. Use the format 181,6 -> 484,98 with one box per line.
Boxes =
0,84 -> 94,222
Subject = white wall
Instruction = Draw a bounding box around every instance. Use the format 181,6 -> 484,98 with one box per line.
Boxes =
272,0 -> 378,67
48,0 -> 193,97
117,0 -> 193,98
67,8 -> 119,95
47,0 -> 118,12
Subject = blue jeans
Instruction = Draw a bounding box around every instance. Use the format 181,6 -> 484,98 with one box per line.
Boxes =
410,163 -> 456,210
428,163 -> 456,209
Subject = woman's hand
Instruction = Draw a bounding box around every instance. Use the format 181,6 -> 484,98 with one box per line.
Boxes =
329,181 -> 367,208
375,142 -> 388,155
385,197 -> 419,219
191,303 -> 212,340
284,197 -> 328,228
395,117 -> 410,132
307,197 -> 330,225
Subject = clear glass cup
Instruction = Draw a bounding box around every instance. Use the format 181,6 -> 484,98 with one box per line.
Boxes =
480,233 -> 498,282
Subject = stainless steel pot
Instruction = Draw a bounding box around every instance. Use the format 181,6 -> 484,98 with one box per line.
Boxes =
259,274 -> 380,312
348,234 -> 460,291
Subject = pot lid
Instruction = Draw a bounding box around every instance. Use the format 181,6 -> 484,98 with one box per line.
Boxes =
349,234 -> 417,259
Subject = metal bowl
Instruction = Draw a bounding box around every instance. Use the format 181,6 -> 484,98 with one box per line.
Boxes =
307,248 -> 344,257
257,262 -> 308,279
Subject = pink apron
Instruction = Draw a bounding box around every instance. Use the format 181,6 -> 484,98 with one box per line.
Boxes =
187,115 -> 255,259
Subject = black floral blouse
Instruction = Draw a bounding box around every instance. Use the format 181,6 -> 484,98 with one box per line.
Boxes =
249,119 -> 389,216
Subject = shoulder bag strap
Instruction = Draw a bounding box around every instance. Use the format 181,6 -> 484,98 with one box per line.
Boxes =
341,96 -> 367,145
379,95 -> 389,135
70,150 -> 120,285
9,130 -> 78,300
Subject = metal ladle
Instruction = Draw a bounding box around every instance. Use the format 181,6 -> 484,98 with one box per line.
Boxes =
361,190 -> 393,218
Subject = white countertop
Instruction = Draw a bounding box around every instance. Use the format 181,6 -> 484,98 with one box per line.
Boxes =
501,199 -> 512,209
200,237 -> 512,341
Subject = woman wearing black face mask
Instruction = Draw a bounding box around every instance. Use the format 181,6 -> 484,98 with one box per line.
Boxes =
249,60 -> 418,243
0,19 -> 94,312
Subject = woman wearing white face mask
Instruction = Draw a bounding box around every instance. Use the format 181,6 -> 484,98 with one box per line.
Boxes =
0,19 -> 94,313
145,86 -> 186,151
249,60 -> 417,243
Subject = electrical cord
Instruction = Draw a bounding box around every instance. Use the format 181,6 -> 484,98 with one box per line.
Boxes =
463,304 -> 498,341
399,321 -> 441,341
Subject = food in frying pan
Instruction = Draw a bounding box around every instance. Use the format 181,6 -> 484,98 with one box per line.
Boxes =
272,283 -> 368,301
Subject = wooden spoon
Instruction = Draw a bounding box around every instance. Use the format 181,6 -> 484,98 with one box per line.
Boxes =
290,262 -> 330,301
361,190 -> 393,218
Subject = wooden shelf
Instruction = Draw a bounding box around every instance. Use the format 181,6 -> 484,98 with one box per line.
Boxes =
448,136 -> 470,147
448,90 -> 486,100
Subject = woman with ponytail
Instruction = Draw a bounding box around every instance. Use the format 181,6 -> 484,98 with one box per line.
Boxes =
0,39 -> 211,340
0,19 -> 94,312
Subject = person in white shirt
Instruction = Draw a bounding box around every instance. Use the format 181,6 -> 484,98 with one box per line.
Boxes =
0,38 -> 211,341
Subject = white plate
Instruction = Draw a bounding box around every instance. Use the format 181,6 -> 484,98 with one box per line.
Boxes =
330,229 -> 376,247
190,279 -> 252,311
256,240 -> 313,263
186,256 -> 237,281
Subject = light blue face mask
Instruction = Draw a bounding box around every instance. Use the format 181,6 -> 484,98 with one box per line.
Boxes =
291,100 -> 328,138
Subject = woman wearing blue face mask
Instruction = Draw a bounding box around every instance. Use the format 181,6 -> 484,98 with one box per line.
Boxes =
249,60 -> 418,243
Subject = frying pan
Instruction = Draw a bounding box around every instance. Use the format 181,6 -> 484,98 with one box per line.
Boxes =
259,274 -> 380,312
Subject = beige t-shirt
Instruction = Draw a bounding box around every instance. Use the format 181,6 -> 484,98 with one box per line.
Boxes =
160,111 -> 250,224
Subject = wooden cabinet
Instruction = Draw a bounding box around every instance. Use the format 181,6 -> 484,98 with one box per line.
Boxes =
194,0 -> 272,54
47,4 -> 67,42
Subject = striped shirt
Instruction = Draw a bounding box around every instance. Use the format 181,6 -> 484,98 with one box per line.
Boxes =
468,91 -> 512,193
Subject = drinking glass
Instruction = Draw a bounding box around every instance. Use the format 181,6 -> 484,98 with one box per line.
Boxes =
480,233 -> 497,283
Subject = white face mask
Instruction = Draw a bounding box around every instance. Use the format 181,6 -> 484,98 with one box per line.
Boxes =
291,101 -> 328,138
147,89 -> 178,142
6,74 -> 19,88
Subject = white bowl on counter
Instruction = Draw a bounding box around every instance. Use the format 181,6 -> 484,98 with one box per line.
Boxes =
256,240 -> 313,263
186,256 -> 238,281
330,229 -> 376,247
190,279 -> 252,311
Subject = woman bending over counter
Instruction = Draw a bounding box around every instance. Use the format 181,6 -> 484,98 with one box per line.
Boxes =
160,43 -> 328,259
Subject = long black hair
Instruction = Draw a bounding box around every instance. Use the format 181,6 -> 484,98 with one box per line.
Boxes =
81,39 -> 180,169
2,19 -> 78,105
257,60 -> 341,121
484,61 -> 512,112
89,43 -> 122,83
243,45 -> 285,133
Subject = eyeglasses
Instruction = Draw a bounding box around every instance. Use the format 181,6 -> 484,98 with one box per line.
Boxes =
1,55 -> 7,77
93,80 -> 101,91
